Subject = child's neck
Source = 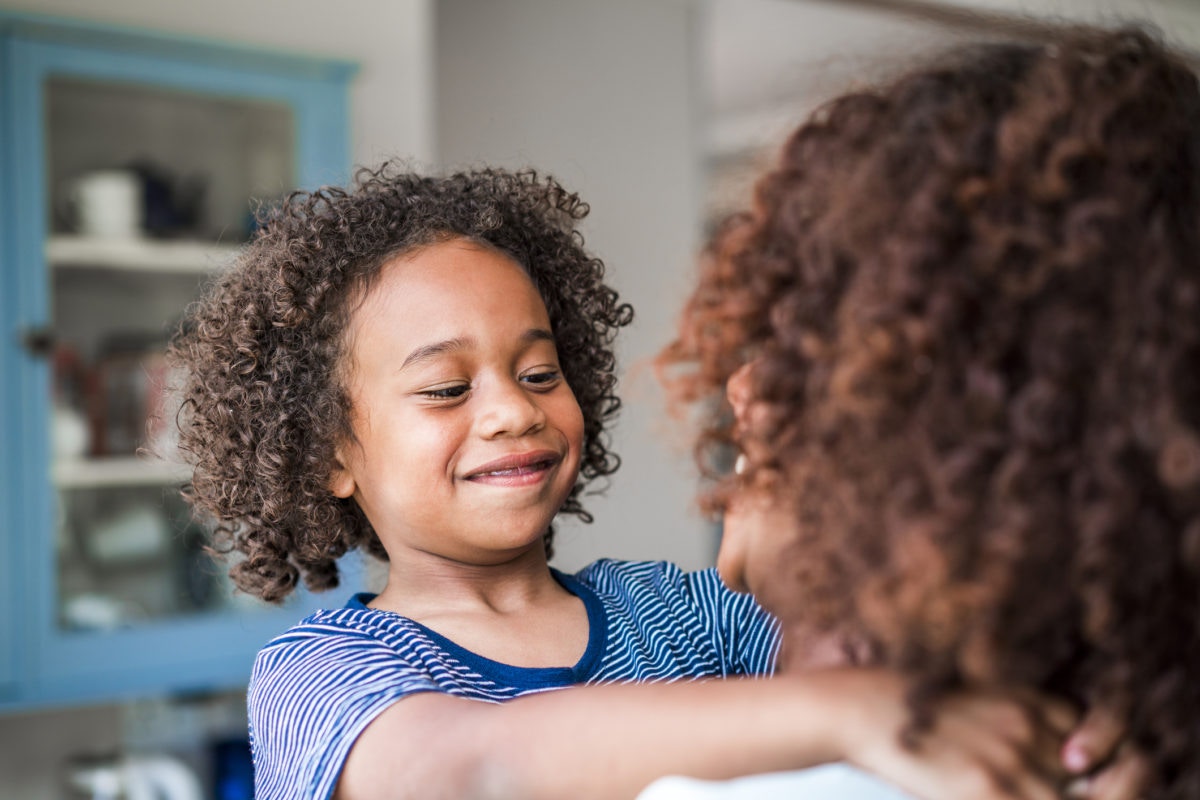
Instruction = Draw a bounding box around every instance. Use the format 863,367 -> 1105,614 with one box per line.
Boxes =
371,547 -> 589,668
374,547 -> 559,616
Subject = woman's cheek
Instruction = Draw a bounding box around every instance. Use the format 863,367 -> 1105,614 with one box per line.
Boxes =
716,489 -> 783,595
715,504 -> 751,594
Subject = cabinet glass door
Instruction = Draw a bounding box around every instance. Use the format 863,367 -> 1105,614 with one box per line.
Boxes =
0,17 -> 357,707
46,76 -> 294,634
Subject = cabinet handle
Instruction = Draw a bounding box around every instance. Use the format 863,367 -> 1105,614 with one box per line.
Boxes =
19,325 -> 56,358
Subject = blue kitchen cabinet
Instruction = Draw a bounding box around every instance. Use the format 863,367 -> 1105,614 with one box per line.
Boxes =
0,12 -> 359,710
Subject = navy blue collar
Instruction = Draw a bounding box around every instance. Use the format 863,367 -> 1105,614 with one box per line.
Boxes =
345,567 -> 606,689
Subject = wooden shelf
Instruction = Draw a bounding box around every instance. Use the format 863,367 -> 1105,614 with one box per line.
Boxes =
46,235 -> 241,274
53,456 -> 191,489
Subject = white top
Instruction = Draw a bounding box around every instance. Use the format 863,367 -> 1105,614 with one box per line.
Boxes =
637,765 -> 913,800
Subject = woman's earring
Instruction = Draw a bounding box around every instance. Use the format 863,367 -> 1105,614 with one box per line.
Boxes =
734,453 -> 748,476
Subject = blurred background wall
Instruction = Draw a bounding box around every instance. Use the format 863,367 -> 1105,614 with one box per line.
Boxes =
1,1 -> 1197,796
435,0 -> 712,573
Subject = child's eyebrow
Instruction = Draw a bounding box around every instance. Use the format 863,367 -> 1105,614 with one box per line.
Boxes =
400,328 -> 556,371
401,338 -> 471,370
524,328 -> 556,346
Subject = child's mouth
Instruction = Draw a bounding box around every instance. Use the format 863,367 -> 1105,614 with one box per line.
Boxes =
464,451 -> 561,485
476,463 -> 551,478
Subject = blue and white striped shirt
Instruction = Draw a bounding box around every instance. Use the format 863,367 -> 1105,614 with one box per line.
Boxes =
248,559 -> 781,799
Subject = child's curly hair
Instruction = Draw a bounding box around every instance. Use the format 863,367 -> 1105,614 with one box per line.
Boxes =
170,164 -> 632,603
664,26 -> 1200,799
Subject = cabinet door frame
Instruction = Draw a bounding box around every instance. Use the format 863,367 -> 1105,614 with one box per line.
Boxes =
0,13 -> 360,711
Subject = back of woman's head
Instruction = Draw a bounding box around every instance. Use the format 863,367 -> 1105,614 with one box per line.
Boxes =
667,25 -> 1200,799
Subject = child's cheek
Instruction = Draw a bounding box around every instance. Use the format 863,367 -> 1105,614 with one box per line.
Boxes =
560,387 -> 586,462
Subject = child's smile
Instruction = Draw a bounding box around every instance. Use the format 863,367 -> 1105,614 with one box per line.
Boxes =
328,238 -> 585,567
462,449 -> 563,486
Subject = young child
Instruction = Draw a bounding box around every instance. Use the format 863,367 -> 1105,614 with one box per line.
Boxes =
171,165 -> 1106,799
657,24 -> 1191,800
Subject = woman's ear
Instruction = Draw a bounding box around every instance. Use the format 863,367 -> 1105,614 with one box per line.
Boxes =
328,445 -> 357,499
726,362 -> 755,424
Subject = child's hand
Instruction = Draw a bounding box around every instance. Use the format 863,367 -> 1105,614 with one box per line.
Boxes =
1061,706 -> 1149,800
832,669 -> 1077,800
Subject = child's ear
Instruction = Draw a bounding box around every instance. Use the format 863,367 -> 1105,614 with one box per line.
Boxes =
328,445 -> 357,499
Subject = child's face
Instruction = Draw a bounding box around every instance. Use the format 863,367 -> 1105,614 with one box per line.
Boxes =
328,238 -> 585,566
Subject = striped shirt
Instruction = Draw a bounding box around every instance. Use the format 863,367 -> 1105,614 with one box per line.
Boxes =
248,559 -> 781,799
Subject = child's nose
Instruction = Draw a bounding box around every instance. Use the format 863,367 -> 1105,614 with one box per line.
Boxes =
477,379 -> 546,439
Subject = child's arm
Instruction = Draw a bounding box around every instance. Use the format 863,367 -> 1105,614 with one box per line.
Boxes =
334,667 -> 1074,800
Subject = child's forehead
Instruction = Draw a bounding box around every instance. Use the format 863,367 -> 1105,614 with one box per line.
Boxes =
409,235 -> 519,263
378,237 -> 551,302
387,237 -> 525,278
359,239 -> 547,319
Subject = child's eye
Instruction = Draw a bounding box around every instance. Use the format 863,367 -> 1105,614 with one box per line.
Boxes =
521,370 -> 561,389
420,384 -> 470,400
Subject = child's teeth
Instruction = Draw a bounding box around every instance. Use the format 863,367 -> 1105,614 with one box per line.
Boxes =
484,463 -> 543,477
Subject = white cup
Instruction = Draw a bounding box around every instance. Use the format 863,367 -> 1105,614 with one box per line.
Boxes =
70,170 -> 143,239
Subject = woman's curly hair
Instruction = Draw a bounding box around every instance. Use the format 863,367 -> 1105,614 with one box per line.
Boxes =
170,164 -> 632,603
663,26 -> 1200,799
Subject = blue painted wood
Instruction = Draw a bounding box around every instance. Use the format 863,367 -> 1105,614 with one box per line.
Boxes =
8,34 -> 59,714
0,14 -> 359,712
0,32 -> 20,700
0,10 -> 358,83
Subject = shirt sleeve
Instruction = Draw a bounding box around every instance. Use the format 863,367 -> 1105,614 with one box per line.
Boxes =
248,622 -> 442,800
683,567 -> 781,676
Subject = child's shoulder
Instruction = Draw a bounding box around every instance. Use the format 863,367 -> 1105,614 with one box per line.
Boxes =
568,558 -> 729,602
569,558 -> 779,677
258,599 -> 414,654
573,557 -> 697,584
249,598 -> 448,700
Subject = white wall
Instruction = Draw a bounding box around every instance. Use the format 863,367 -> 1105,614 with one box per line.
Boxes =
946,0 -> 1200,32
707,0 -> 1200,158
436,0 -> 717,573
0,0 -> 436,169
